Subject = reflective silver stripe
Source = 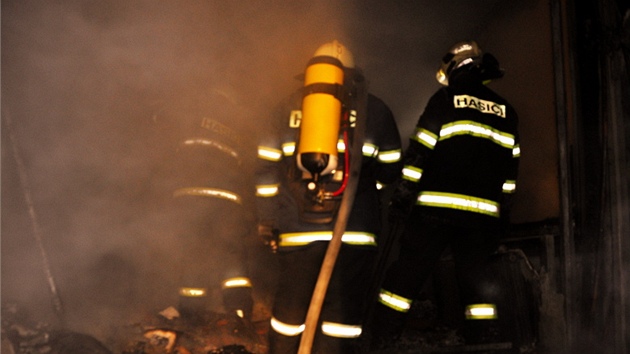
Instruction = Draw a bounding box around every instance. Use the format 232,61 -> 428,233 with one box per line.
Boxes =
270,317 -> 305,336
465,303 -> 498,320
173,187 -> 241,204
222,277 -> 252,289
513,144 -> 521,157
321,321 -> 362,338
182,138 -> 239,160
378,289 -> 412,313
278,231 -> 377,247
282,142 -> 296,156
412,127 -> 438,149
502,180 -> 516,193
378,149 -> 402,163
440,120 -> 515,149
402,165 -> 422,182
256,184 -> 279,197
376,181 -> 384,190
339,140 -> 375,156
417,191 -> 499,217
258,146 -> 282,161
179,287 -> 207,297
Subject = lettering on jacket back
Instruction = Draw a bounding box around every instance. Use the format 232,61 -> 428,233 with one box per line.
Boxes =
453,95 -> 506,118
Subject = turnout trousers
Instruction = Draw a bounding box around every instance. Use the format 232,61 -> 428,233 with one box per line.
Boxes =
269,241 -> 377,354
170,196 -> 253,318
372,211 -> 500,344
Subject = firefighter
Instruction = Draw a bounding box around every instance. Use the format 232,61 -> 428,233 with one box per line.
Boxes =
154,90 -> 256,322
369,40 -> 520,349
255,40 -> 403,353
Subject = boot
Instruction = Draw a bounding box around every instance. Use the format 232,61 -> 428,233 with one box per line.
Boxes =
368,304 -> 407,351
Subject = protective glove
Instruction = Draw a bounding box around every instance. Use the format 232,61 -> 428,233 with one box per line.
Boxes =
257,220 -> 279,253
498,194 -> 514,240
388,195 -> 414,225
387,180 -> 417,225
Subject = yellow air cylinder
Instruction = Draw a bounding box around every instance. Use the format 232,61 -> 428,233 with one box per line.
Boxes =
297,57 -> 344,178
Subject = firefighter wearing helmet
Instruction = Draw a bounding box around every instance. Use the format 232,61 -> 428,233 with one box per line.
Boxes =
369,40 -> 520,349
153,90 -> 256,322
256,40 -> 402,353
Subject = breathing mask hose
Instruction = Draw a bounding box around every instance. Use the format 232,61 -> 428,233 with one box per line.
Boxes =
330,130 -> 350,197
328,111 -> 350,198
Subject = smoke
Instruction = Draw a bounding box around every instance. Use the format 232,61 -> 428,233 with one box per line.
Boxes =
2,0 -> 552,343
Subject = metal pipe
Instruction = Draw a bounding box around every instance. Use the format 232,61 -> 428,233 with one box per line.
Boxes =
2,110 -> 65,325
550,0 -> 576,347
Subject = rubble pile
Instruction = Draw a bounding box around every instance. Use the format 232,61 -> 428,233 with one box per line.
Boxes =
1,303 -> 268,354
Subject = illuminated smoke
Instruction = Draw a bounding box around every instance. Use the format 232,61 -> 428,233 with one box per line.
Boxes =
2,0 -> 558,343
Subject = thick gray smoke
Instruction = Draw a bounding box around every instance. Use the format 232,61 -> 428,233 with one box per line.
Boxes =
2,0 -> 556,343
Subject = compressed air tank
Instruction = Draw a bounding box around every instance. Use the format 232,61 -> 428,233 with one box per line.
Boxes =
296,56 -> 345,178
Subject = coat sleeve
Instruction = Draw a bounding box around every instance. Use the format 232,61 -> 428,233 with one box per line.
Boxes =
500,104 -> 520,225
254,99 -> 290,224
391,89 -> 448,205
368,94 -> 403,187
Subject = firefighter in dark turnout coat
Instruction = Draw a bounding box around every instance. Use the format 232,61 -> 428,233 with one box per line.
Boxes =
154,91 -> 256,321
370,40 -> 520,348
256,40 -> 403,353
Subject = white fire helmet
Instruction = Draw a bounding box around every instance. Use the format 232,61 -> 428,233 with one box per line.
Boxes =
312,40 -> 355,69
436,40 -> 484,86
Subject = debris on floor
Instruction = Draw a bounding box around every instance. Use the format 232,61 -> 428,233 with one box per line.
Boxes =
115,306 -> 268,354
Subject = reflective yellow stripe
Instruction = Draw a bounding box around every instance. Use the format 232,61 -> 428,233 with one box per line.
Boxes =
173,187 -> 241,204
412,128 -> 438,149
222,277 -> 252,289
270,317 -> 305,336
278,231 -> 377,247
439,120 -> 515,149
256,184 -> 279,197
339,141 -> 380,158
321,321 -> 362,338
182,138 -> 240,160
281,139 -> 398,164
378,149 -> 402,163
465,303 -> 498,320
513,144 -> 521,157
337,140 -> 346,153
502,180 -> 516,193
378,289 -> 412,313
258,146 -> 282,161
417,191 -> 499,217
179,287 -> 207,297
362,143 -> 378,157
282,142 -> 296,156
402,165 -> 422,182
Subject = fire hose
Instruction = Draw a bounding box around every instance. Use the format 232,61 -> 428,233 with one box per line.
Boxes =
297,77 -> 368,353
